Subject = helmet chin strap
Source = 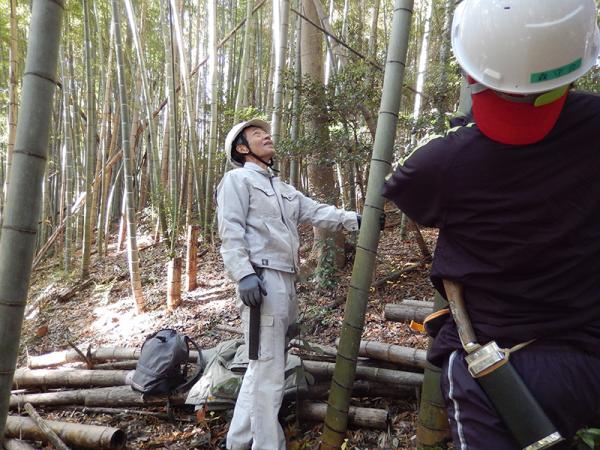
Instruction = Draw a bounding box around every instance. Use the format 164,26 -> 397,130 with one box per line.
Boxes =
238,134 -> 277,170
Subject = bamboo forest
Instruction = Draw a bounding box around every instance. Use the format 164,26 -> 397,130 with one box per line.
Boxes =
1,0 -> 599,448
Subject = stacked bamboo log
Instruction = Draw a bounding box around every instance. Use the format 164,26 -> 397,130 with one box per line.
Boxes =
13,333 -> 427,443
384,298 -> 434,323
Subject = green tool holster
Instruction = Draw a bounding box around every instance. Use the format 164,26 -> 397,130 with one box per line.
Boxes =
443,279 -> 564,450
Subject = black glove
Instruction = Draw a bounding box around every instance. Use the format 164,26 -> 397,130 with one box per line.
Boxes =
238,273 -> 267,307
356,213 -> 386,231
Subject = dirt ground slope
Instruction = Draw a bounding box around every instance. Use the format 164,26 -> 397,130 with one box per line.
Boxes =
18,212 -> 437,449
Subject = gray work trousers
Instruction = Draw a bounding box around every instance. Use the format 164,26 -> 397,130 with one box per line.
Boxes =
226,269 -> 297,450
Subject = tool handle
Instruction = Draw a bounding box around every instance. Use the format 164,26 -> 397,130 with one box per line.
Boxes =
248,305 -> 260,360
443,279 -> 479,352
478,361 -> 562,449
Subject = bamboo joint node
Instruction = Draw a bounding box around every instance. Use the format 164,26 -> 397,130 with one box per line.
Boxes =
0,300 -> 26,308
2,225 -> 38,235
349,283 -> 370,294
23,71 -> 58,85
355,244 -> 378,256
12,150 -> 48,161
369,158 -> 392,167
363,202 -> 385,212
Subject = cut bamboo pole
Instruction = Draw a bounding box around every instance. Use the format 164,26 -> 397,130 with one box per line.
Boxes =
336,339 -> 427,369
5,416 -> 125,449
185,225 -> 199,291
167,257 -> 182,310
12,369 -> 130,389
10,385 -> 186,409
27,346 -> 202,369
23,403 -> 70,450
3,439 -> 36,450
285,380 -> 415,401
402,299 -> 434,308
299,402 -> 388,430
302,360 -> 423,386
384,304 -> 432,323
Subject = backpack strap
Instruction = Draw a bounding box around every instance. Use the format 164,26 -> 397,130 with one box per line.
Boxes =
174,337 -> 203,393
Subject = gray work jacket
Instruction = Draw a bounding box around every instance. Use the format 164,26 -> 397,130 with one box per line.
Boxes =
216,162 -> 359,282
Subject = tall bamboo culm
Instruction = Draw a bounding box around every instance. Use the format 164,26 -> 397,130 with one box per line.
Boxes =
0,0 -> 64,441
111,0 -> 145,313
320,0 -> 414,447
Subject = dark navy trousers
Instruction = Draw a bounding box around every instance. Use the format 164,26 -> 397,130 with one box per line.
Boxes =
440,343 -> 600,449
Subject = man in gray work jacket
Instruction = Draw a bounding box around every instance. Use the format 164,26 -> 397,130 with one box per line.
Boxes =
217,118 -> 359,450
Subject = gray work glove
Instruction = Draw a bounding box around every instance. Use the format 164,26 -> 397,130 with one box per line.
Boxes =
356,213 -> 386,230
238,273 -> 267,307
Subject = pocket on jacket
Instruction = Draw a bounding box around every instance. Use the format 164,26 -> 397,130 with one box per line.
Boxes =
281,192 -> 300,222
250,183 -> 280,218
258,314 -> 275,361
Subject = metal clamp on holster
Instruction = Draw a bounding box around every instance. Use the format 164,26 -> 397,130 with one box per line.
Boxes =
442,279 -> 564,450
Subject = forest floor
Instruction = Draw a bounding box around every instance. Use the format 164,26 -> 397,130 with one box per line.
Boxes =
19,210 -> 437,450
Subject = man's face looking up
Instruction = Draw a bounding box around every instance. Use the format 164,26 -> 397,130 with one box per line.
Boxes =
237,126 -> 275,168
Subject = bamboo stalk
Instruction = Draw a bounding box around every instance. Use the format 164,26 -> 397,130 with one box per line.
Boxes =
335,339 -> 427,369
300,402 -> 388,430
185,226 -> 199,291
302,360 -> 423,386
5,416 -> 125,449
23,403 -> 70,450
12,369 -> 130,389
10,386 -> 186,409
28,347 -> 202,369
3,439 -> 36,450
167,257 -> 182,310
384,304 -> 433,323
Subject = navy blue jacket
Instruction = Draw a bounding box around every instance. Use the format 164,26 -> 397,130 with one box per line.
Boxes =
382,91 -> 600,363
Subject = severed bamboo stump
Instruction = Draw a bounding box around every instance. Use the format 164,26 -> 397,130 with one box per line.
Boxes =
185,225 -> 199,291
5,416 -> 126,449
298,402 -> 388,430
167,257 -> 182,310
384,303 -> 433,323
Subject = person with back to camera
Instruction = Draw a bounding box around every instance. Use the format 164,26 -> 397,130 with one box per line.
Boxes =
382,0 -> 600,448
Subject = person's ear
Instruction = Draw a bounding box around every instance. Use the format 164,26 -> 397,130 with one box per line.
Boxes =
236,143 -> 249,155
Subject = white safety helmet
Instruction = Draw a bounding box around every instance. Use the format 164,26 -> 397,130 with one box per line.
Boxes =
223,119 -> 271,168
452,0 -> 600,94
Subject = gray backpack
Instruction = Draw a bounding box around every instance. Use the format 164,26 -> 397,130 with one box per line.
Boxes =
130,329 -> 202,395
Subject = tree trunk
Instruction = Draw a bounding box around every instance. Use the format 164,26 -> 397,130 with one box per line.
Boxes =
321,2 -> 414,446
111,0 -> 145,313
0,0 -> 63,442
301,0 -> 345,275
